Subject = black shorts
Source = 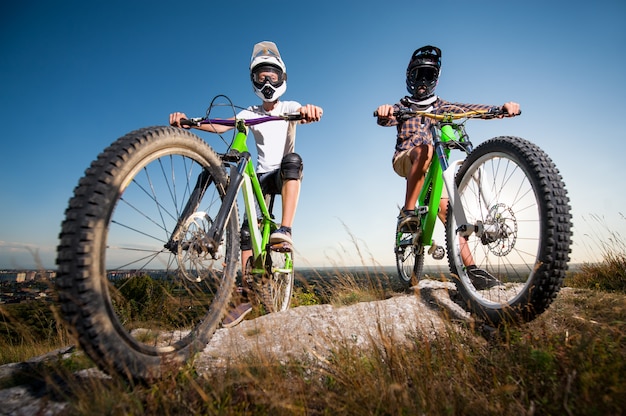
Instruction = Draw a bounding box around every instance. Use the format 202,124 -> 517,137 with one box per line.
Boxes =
258,170 -> 282,196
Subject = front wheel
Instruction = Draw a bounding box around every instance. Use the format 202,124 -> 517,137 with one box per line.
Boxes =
56,126 -> 239,381
446,136 -> 572,326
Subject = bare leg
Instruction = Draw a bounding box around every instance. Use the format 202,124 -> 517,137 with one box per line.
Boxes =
438,197 -> 448,223
404,144 -> 434,211
241,249 -> 252,274
440,197 -> 474,266
280,179 -> 300,228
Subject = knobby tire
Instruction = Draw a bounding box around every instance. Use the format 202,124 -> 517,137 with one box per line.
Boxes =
395,228 -> 425,288
261,250 -> 294,312
56,126 -> 239,381
446,136 -> 572,325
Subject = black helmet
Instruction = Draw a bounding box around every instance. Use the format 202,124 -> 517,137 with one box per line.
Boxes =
406,45 -> 442,99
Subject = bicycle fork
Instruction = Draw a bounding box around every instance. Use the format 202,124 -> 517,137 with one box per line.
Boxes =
163,168 -> 214,254
164,151 -> 250,258
436,127 -> 499,243
434,125 -> 479,241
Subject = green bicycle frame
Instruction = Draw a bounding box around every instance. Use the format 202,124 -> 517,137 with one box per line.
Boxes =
416,123 -> 458,246
229,120 -> 292,273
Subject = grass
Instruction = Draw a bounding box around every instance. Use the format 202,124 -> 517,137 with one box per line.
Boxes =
566,213 -> 626,293
1,235 -> 625,415
0,300 -> 71,365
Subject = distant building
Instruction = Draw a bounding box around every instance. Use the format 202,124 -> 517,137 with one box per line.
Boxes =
0,270 -> 57,283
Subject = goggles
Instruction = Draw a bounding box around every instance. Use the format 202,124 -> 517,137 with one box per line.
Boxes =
409,66 -> 438,83
252,65 -> 285,88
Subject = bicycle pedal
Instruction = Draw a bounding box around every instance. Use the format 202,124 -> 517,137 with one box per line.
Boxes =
270,242 -> 292,252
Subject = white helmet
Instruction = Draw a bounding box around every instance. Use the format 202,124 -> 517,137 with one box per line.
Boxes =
250,41 -> 287,102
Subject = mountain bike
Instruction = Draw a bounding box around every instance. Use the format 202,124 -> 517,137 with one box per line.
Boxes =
378,106 -> 572,325
56,97 -> 297,381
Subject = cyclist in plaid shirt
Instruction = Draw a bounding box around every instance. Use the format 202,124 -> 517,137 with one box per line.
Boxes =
386,99 -> 498,157
375,45 -> 520,289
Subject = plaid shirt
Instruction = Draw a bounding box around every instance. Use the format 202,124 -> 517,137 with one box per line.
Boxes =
377,97 -> 494,160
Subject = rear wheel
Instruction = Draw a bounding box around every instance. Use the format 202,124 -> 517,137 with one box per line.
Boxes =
395,221 -> 424,288
446,136 -> 572,325
261,249 -> 294,312
56,126 -> 239,381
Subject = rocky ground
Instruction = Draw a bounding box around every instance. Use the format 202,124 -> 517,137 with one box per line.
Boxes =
0,280 -> 474,415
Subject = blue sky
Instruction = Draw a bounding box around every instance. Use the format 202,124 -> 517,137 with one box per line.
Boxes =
1,0 -> 625,269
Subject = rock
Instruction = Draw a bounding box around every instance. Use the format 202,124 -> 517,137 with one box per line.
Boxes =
197,280 -> 472,371
0,279 -> 468,415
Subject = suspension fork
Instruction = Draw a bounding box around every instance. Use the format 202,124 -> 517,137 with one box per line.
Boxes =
164,152 -> 251,257
201,151 -> 251,255
164,168 -> 215,252
438,124 -> 494,239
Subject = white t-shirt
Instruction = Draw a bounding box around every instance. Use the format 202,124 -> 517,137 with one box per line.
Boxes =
237,100 -> 301,174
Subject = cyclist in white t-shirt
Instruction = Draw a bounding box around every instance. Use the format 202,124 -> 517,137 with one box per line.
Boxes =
170,41 -> 322,326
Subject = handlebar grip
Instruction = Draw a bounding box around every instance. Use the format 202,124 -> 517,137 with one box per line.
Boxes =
493,107 -> 522,117
374,110 -> 400,118
179,118 -> 198,127
284,113 -> 304,121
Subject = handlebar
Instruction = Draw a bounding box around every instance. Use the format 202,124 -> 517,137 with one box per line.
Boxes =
373,107 -> 521,121
179,113 -> 304,128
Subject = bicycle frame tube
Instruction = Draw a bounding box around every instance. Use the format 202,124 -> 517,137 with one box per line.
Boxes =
230,121 -> 275,263
438,123 -> 478,238
241,171 -> 274,261
418,124 -> 456,246
419,160 -> 443,246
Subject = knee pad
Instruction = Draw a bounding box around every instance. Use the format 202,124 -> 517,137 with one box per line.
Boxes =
280,152 -> 303,180
240,219 -> 251,251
